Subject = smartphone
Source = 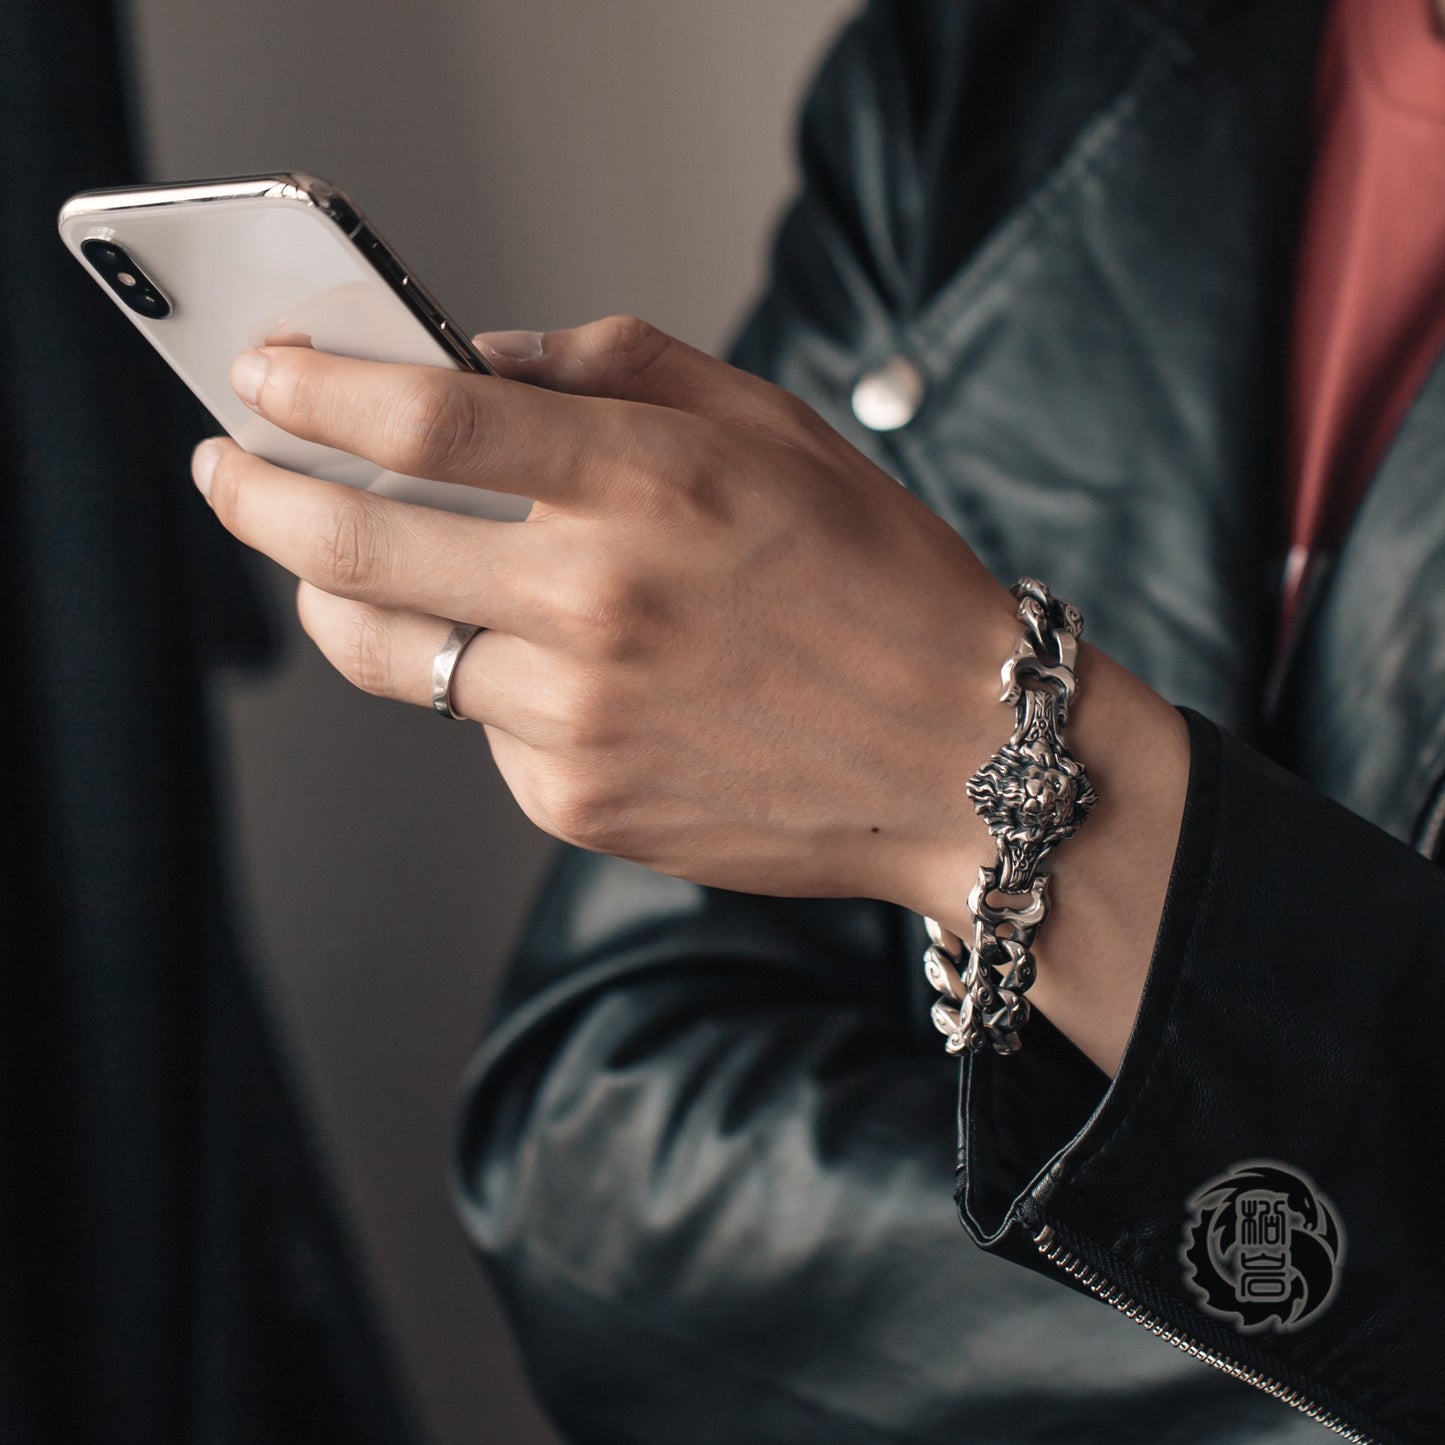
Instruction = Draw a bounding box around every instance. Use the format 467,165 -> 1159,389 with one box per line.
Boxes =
58,172 -> 527,519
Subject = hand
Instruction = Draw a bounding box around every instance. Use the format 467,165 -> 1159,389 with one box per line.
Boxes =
192,316 -> 1019,915
194,314 -> 1192,1075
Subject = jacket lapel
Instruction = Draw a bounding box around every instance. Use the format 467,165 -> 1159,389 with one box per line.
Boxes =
880,0 -> 1327,738
1276,348 -> 1445,844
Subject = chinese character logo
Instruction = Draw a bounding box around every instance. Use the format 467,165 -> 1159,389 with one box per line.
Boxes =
1180,1161 -> 1344,1334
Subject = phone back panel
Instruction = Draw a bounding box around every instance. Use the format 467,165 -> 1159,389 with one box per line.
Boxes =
59,177 -> 525,519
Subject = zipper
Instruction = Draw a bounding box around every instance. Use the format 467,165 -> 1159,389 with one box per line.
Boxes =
1030,1219 -> 1379,1445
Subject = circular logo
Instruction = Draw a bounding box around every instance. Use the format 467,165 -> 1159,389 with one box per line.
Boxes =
1180,1161 -> 1344,1334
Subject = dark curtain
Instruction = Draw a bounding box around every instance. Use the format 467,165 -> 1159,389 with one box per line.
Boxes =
0,4 -> 423,1443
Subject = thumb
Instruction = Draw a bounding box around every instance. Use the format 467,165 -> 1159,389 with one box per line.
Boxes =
473,313 -> 803,430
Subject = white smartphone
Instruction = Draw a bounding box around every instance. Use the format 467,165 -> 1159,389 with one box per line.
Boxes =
58,171 -> 527,520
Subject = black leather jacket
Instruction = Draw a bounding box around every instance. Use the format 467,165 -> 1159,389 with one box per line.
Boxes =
453,4 -> 1445,1441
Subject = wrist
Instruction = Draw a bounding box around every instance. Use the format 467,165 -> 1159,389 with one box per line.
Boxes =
904,628 -> 1189,1075
895,583 -> 1190,1075
1024,647 -> 1189,1072
870,588 -> 1022,923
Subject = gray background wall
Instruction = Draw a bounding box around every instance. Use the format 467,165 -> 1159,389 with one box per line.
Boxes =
124,3 -> 856,1441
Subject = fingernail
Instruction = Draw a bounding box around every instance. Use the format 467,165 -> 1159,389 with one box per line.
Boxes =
476,330 -> 544,361
230,349 -> 270,406
191,439 -> 222,499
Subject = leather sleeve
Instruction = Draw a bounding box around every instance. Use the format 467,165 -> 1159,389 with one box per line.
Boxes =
452,840 -> 1335,1443
958,708 -> 1445,1445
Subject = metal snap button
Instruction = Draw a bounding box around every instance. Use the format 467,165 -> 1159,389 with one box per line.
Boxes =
850,355 -> 926,431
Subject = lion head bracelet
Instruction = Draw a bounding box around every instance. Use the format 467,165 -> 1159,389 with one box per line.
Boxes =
922,578 -> 1098,1056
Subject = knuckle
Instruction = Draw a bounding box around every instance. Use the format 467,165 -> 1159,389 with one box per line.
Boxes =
386,375 -> 482,477
770,383 -> 827,437
586,574 -> 645,644
204,446 -> 242,523
551,672 -> 618,751
591,313 -> 669,386
595,313 -> 655,354
535,769 -> 628,852
308,493 -> 383,595
667,452 -> 724,515
341,605 -> 395,696
265,351 -> 319,429
552,566 -> 656,659
639,423 -> 732,526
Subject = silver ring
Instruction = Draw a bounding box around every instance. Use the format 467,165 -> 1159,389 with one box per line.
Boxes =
431,622 -> 483,720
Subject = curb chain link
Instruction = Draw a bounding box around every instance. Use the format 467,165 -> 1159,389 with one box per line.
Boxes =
923,578 -> 1096,1056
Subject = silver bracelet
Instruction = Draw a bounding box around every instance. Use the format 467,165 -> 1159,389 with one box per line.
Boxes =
923,578 -> 1097,1056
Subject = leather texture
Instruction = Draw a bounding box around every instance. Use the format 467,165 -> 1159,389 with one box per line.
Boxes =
454,2 -> 1442,1439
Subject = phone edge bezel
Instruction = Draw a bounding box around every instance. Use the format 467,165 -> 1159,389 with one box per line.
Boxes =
57,172 -> 494,377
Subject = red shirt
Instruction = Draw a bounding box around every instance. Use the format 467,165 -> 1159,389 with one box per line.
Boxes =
1284,0 -> 1445,640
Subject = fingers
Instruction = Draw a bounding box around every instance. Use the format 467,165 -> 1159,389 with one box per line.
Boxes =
295,582 -> 557,746
296,581 -> 636,854
227,317 -> 822,522
228,344 -> 649,510
474,314 -> 825,438
195,437 -> 554,639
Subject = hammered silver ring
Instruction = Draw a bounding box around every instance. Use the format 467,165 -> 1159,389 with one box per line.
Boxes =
431,622 -> 484,720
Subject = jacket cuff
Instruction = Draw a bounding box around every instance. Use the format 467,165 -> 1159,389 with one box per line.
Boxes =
953,707 -> 1429,1443
955,706 -> 1219,1246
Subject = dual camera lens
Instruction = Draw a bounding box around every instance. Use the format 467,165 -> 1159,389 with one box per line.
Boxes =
81,238 -> 171,319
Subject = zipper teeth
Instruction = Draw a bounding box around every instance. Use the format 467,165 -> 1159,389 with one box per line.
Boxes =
1033,1226 -> 1377,1445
